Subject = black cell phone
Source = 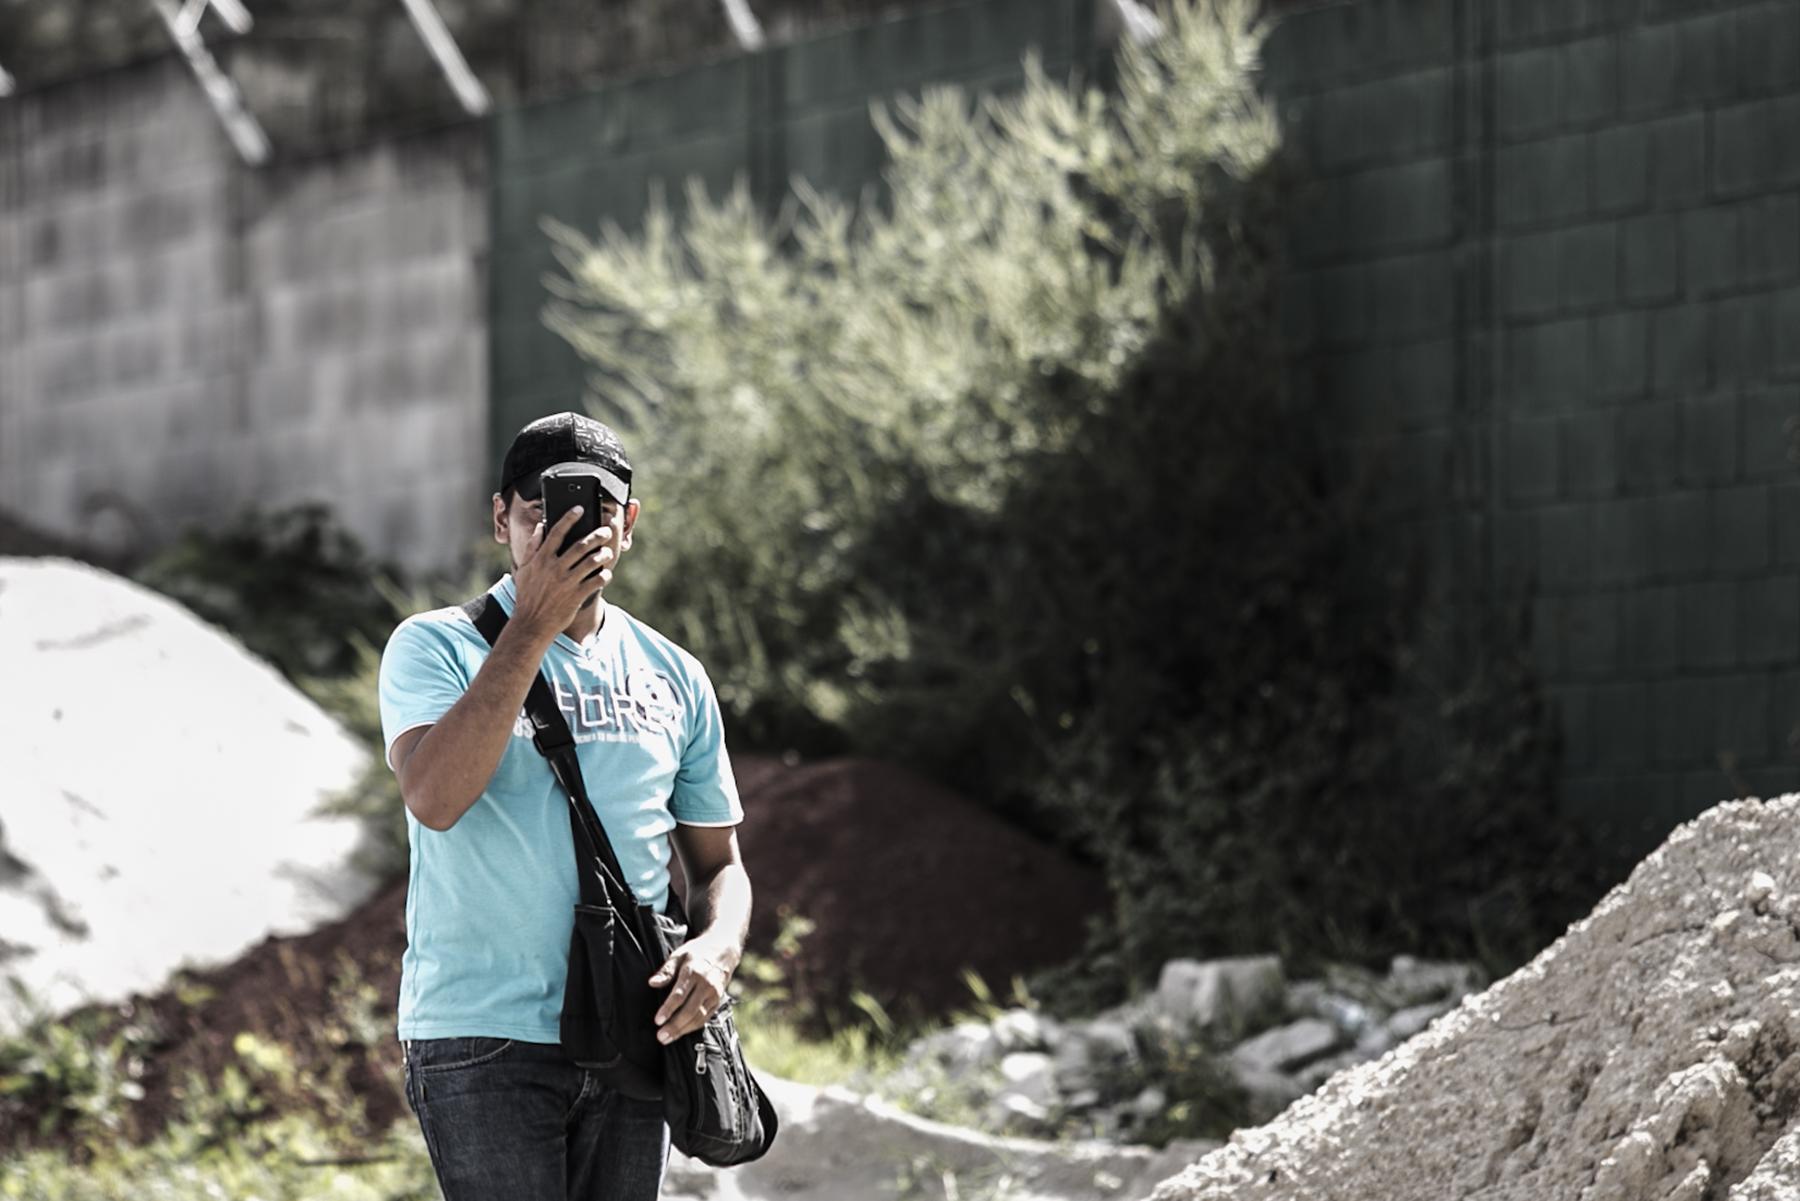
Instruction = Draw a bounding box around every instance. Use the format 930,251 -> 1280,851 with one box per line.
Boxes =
540,467 -> 603,573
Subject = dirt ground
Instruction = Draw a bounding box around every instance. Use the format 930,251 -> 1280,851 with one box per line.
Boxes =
0,753 -> 1105,1160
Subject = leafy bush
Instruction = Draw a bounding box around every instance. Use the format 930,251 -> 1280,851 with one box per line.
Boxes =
133,503 -> 408,682
542,0 -> 1608,1001
0,982 -> 160,1145
1009,296 -> 1608,996
732,909 -> 910,1087
542,0 -> 1280,757
0,960 -> 423,1194
0,1106 -> 439,1201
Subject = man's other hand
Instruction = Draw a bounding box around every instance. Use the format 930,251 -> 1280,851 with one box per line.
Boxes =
649,942 -> 734,1044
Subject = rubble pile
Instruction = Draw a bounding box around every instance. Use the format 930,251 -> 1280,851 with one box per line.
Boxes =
890,954 -> 1484,1141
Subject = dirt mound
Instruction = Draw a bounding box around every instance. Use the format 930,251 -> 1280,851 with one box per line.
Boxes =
0,556 -> 378,1037
1151,794 -> 1800,1201
731,755 -> 1107,1021
1,754 -> 1103,1157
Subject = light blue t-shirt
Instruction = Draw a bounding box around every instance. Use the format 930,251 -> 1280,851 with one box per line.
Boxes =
376,573 -> 743,1043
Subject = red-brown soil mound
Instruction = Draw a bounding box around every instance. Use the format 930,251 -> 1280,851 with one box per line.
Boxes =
731,755 -> 1107,1022
0,754 -> 1104,1158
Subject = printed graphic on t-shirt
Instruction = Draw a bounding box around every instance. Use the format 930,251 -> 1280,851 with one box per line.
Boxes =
516,661 -> 684,744
622,666 -> 682,732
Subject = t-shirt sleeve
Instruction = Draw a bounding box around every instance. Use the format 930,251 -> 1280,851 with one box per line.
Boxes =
670,663 -> 744,826
377,617 -> 471,773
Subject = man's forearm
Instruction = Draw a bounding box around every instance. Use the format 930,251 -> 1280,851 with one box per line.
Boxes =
687,865 -> 753,972
400,619 -> 554,831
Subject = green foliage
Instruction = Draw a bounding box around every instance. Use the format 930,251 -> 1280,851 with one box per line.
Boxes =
733,908 -> 908,1087
0,959 -> 430,1199
0,1107 -> 439,1201
133,504 -> 407,682
0,985 -> 159,1145
1123,1025 -> 1252,1145
542,0 -> 1280,753
543,0 -> 1607,996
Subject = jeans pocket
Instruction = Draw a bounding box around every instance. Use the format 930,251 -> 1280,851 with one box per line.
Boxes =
411,1036 -> 517,1074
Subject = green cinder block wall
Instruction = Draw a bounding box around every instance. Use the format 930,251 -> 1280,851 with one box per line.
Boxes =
1261,0 -> 1800,861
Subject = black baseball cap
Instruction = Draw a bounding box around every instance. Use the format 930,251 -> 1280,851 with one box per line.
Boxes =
499,412 -> 633,507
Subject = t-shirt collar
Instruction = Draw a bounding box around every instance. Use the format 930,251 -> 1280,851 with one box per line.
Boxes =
491,573 -> 617,658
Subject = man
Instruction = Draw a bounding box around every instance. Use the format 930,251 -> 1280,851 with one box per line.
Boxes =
377,412 -> 753,1201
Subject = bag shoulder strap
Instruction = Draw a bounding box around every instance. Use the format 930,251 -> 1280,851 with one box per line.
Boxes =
460,593 -> 638,915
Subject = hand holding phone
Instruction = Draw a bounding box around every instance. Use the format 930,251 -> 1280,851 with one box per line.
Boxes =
542,467 -> 603,563
510,463 -> 626,640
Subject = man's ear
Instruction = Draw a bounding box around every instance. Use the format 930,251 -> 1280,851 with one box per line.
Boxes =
619,498 -> 641,552
492,493 -> 508,543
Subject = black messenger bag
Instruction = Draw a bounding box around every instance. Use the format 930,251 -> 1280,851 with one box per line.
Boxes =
461,594 -> 779,1166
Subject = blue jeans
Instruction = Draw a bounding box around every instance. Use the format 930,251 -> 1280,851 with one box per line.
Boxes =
402,1037 -> 671,1201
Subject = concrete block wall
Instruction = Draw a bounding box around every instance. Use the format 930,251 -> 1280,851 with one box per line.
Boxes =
0,56 -> 490,578
1263,0 -> 1800,858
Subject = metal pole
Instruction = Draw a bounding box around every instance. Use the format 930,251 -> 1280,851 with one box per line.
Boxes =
175,0 -> 252,39
720,0 -> 765,51
397,0 -> 491,116
150,0 -> 271,164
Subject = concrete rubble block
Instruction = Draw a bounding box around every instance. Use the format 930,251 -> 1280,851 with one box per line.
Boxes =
1064,1087 -> 1102,1111
1354,1025 -> 1397,1059
991,1006 -> 1054,1052
1313,991 -> 1382,1036
1383,954 -> 1486,1008
988,1090 -> 1051,1129
1156,955 -> 1287,1039
1081,1018 -> 1141,1063
1094,993 -> 1163,1036
1320,960 -> 1390,1008
908,1019 -> 999,1073
997,1051 -> 1058,1106
1130,1085 -> 1169,1121
1293,1048 -> 1377,1093
1385,1000 -> 1455,1043
1285,979 -> 1330,1019
1050,1032 -> 1097,1092
1228,1017 -> 1343,1077
1230,1064 -> 1309,1125
1048,1015 -> 1143,1095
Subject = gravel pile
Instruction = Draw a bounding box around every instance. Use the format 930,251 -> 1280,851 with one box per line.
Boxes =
1152,796 -> 1800,1201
